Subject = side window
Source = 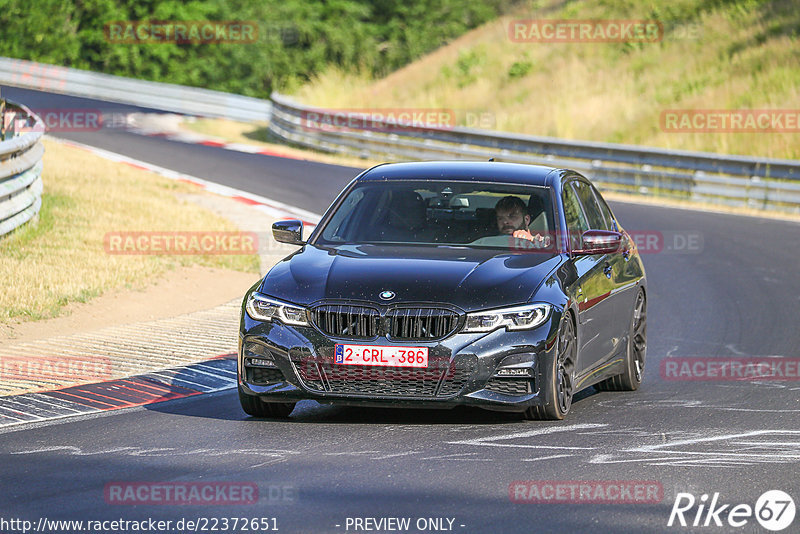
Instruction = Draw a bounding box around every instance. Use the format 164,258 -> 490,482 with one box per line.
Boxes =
562,182 -> 589,250
572,180 -> 609,231
592,185 -> 617,231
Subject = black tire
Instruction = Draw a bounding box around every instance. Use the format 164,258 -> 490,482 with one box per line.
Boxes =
595,289 -> 647,392
238,384 -> 296,418
525,314 -> 576,421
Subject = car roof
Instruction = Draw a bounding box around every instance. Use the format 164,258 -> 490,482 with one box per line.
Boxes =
357,161 -> 560,187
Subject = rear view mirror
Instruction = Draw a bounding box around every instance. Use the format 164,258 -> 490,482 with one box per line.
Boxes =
574,230 -> 622,255
272,219 -> 305,245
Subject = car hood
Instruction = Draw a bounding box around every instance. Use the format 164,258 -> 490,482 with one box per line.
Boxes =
260,244 -> 561,312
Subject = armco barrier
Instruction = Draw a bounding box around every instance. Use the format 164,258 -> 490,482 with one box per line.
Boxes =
0,99 -> 44,237
2,57 -> 799,212
0,57 -> 271,122
268,93 -> 800,213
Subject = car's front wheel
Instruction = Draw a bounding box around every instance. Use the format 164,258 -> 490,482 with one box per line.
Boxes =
525,313 -> 575,421
238,384 -> 296,418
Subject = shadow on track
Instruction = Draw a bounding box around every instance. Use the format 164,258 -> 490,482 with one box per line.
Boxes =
141,361 -> 601,426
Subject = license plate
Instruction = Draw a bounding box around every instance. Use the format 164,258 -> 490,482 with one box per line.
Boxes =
334,344 -> 428,368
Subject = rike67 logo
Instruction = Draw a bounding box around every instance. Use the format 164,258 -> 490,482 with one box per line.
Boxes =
668,490 -> 796,531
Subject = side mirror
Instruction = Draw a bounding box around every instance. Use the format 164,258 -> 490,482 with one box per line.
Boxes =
272,219 -> 305,245
574,230 -> 622,255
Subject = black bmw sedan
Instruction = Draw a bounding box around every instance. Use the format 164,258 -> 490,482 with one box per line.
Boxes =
238,161 -> 647,420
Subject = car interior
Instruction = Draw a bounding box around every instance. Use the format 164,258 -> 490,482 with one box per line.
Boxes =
326,183 -> 554,247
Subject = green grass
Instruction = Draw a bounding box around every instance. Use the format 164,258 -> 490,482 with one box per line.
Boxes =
0,192 -> 68,256
296,0 -> 800,160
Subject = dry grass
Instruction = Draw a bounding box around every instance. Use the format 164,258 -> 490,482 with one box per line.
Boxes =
296,0 -> 800,160
0,139 -> 259,322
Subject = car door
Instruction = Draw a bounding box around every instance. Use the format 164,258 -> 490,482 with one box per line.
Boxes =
591,183 -> 640,323
571,179 -> 628,363
562,180 -> 616,376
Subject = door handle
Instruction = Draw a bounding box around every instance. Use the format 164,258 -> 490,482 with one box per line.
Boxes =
603,262 -> 612,278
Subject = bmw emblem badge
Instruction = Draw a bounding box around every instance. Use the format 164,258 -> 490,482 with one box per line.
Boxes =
379,290 -> 396,301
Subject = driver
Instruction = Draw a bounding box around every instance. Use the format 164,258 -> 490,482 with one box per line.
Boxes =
495,195 -> 548,247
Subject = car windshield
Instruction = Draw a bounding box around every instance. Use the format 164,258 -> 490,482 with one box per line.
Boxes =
315,180 -> 556,250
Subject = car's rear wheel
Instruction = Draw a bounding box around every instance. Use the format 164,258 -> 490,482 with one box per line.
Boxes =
238,384 -> 296,418
595,289 -> 647,392
525,314 -> 575,421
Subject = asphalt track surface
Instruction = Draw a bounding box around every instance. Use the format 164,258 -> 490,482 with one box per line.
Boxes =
2,87 -> 800,533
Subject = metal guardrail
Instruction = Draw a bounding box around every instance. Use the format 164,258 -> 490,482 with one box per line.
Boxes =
2,57 -> 798,213
0,98 -> 44,237
269,93 -> 800,213
0,57 -> 271,122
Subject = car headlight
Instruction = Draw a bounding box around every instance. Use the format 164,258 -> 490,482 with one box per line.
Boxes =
463,303 -> 552,333
245,293 -> 310,326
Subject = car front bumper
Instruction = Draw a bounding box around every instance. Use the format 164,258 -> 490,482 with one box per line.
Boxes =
238,309 -> 562,413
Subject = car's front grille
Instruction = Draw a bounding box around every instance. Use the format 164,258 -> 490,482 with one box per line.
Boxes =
322,364 -> 443,396
484,378 -> 531,396
246,367 -> 285,385
437,360 -> 475,396
293,355 -> 476,399
296,359 -> 325,391
387,308 -> 460,340
310,304 -> 461,340
311,305 -> 380,338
